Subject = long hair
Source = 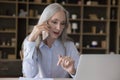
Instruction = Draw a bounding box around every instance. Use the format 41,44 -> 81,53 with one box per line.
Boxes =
21,3 -> 72,77
36,3 -> 72,49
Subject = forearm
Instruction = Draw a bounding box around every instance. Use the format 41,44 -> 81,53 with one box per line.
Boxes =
22,38 -> 39,78
22,59 -> 38,78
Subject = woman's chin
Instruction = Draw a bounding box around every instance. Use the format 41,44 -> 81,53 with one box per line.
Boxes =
52,35 -> 59,39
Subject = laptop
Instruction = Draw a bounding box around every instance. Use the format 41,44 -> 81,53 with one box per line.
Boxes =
74,54 -> 120,80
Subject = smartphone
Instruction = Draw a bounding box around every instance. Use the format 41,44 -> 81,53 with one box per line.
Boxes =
41,21 -> 49,40
42,31 -> 48,40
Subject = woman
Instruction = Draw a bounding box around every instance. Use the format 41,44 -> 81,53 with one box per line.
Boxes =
22,3 -> 80,78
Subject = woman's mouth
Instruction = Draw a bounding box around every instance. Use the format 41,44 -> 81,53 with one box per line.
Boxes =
53,31 -> 60,35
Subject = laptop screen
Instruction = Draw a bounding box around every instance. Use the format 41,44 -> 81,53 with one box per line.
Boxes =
74,54 -> 120,80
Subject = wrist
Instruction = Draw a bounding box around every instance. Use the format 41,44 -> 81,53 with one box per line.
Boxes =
69,68 -> 76,75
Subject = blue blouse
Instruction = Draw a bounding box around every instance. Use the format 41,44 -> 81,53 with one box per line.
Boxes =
22,38 -> 80,78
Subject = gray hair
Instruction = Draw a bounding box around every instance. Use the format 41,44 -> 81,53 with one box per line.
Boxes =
38,3 -> 69,27
21,3 -> 72,60
36,3 -> 72,47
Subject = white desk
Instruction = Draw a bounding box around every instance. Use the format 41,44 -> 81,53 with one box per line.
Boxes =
0,78 -> 73,80
53,78 -> 73,80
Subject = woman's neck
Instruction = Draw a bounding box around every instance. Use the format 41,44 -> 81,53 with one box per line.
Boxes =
44,37 -> 56,48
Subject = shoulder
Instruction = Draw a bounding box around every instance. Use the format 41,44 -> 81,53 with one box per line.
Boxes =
64,41 -> 75,47
56,39 -> 75,48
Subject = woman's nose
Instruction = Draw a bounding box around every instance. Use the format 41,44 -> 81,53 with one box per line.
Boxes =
56,24 -> 61,30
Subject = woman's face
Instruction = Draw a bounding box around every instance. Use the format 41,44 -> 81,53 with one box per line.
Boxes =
47,10 -> 66,39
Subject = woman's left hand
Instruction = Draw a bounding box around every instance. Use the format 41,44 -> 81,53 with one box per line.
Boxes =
57,55 -> 76,75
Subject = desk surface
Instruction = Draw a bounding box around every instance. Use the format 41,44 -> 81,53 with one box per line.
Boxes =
0,78 -> 73,80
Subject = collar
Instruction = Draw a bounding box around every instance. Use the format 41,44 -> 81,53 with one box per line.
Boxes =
40,39 -> 60,48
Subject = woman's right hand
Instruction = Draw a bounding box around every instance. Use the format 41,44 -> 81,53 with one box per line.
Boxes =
28,22 -> 49,42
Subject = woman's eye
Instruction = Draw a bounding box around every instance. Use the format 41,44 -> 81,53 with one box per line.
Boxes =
61,23 -> 66,25
52,21 -> 57,24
